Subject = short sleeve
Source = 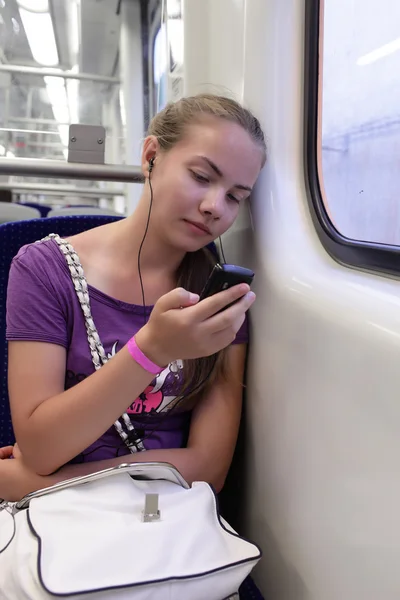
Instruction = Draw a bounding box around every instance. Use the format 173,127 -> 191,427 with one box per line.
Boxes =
6,243 -> 69,347
231,313 -> 249,345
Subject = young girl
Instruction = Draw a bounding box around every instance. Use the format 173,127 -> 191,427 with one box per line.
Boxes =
0,94 -> 266,502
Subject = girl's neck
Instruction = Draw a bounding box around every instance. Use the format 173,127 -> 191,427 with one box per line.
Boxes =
110,207 -> 185,277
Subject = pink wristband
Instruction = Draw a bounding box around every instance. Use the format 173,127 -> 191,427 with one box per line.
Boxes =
127,336 -> 164,374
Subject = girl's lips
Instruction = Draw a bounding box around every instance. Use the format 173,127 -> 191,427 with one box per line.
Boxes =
184,219 -> 211,235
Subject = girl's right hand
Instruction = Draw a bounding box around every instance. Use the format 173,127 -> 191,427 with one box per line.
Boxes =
0,446 -> 14,460
135,284 -> 255,366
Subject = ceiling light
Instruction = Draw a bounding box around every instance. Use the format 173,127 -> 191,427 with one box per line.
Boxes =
357,37 -> 400,66
45,76 -> 70,123
58,125 -> 69,148
154,24 -> 167,84
119,88 -> 126,129
44,75 -> 72,148
167,0 -> 181,18
71,0 -> 81,59
19,8 -> 58,66
168,18 -> 183,67
52,104 -> 70,124
67,65 -> 79,123
16,0 -> 49,12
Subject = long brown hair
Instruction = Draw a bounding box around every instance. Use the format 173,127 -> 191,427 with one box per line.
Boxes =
147,94 -> 267,405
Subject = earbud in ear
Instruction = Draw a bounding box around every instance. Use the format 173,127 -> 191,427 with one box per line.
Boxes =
148,157 -> 155,172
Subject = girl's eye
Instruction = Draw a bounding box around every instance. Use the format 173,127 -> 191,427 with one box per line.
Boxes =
190,170 -> 209,183
189,169 -> 242,203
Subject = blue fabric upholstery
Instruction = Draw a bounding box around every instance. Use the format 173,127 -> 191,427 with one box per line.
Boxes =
239,576 -> 264,599
0,215 -> 262,599
0,215 -> 121,447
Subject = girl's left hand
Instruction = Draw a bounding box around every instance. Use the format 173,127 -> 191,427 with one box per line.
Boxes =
0,445 -> 47,502
0,446 -> 14,460
11,443 -> 22,459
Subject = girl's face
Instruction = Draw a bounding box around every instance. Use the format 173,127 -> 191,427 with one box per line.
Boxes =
143,116 -> 263,252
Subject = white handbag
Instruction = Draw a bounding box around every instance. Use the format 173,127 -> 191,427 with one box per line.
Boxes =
0,234 -> 262,599
0,462 -> 261,599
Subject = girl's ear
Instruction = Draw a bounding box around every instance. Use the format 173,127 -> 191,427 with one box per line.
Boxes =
141,136 -> 159,177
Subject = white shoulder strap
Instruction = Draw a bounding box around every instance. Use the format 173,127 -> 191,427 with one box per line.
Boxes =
38,234 -> 144,452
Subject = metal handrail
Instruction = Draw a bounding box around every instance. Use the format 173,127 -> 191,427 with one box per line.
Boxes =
0,182 -> 125,197
0,64 -> 120,84
0,158 -> 144,183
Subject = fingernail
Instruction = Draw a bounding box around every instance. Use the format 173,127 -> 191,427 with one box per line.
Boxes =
247,291 -> 256,301
189,293 -> 199,302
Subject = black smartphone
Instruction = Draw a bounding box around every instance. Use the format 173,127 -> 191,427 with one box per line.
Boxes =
199,264 -> 254,305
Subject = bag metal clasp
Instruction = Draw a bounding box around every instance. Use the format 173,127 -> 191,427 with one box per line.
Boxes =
142,493 -> 160,522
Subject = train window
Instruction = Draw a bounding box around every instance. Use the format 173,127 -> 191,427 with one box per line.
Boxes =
0,0 -> 138,211
153,24 -> 168,113
317,0 -> 400,246
152,0 -> 183,115
0,1 -> 126,165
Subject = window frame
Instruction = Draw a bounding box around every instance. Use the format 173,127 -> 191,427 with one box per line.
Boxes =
148,1 -> 162,119
149,24 -> 161,118
304,0 -> 400,277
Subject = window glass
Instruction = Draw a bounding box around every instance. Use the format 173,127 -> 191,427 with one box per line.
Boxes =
0,0 -> 134,211
152,0 -> 183,115
0,0 -> 124,163
153,24 -> 168,113
320,0 -> 400,245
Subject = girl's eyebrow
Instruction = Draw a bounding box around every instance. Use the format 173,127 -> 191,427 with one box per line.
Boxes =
196,155 -> 253,192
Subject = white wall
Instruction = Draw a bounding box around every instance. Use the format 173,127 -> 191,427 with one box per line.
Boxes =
244,1 -> 400,598
183,0 -> 246,101
182,0 -> 254,270
184,1 -> 400,598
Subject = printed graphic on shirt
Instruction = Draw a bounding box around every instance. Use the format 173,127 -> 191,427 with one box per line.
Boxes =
127,359 -> 184,415
65,340 -> 184,416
